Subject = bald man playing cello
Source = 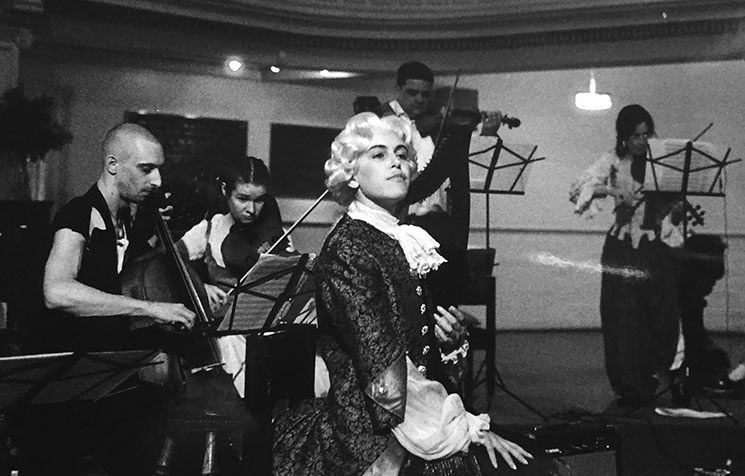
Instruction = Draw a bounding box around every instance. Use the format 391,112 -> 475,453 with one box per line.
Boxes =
43,122 -> 195,351
18,123 -> 196,476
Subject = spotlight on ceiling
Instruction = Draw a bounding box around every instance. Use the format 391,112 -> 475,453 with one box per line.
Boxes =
227,59 -> 243,72
270,65 -> 281,74
575,72 -> 612,111
319,69 -> 359,79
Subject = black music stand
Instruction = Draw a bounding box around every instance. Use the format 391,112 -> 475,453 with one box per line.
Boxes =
0,349 -> 161,409
216,253 -> 316,334
469,137 -> 545,248
242,323 -> 316,475
209,254 -> 317,476
644,137 -> 741,238
465,137 -> 548,420
0,349 -> 162,475
644,137 -> 741,409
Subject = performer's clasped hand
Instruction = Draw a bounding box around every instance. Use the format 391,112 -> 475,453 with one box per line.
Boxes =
434,305 -> 469,348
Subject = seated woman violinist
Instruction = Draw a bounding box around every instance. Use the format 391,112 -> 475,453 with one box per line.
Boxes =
175,155 -> 296,394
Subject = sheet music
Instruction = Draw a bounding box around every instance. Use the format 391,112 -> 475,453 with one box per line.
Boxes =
469,142 -> 536,193
646,138 -> 725,194
219,253 -> 316,331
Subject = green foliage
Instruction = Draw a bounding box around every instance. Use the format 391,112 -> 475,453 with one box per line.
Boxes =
0,85 -> 72,163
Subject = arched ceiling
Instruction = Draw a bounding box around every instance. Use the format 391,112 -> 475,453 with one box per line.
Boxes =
73,0 -> 745,39
3,0 -> 745,81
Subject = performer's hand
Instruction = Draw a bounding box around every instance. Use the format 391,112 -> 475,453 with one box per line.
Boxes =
434,305 -> 469,348
257,241 -> 272,254
157,192 -> 174,222
480,431 -> 533,470
148,302 -> 196,329
480,111 -> 503,136
204,284 -> 228,313
608,186 -> 643,206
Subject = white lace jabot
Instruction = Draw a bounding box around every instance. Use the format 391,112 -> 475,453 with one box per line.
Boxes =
347,200 -> 446,277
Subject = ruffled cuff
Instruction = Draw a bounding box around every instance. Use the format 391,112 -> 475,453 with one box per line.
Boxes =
440,340 -> 469,364
571,179 -> 605,218
392,357 -> 486,460
466,412 -> 491,445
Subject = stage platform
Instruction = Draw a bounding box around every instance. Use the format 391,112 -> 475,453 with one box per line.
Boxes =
467,329 -> 745,476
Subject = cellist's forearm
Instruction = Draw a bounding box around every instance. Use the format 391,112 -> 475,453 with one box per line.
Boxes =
45,276 -> 149,318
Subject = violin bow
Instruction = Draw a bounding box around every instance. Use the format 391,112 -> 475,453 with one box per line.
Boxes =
434,68 -> 462,147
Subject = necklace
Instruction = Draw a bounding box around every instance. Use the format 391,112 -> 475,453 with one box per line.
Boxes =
110,210 -> 126,240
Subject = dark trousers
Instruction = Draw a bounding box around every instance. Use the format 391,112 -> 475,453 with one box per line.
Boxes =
600,234 -> 680,404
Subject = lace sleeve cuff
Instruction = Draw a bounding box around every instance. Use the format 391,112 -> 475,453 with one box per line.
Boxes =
391,357 -> 487,460
440,340 -> 469,364
466,412 -> 491,445
570,152 -> 617,218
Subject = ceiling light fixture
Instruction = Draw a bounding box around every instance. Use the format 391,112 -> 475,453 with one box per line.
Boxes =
575,72 -> 612,111
270,65 -> 281,74
319,69 -> 358,79
227,59 -> 243,72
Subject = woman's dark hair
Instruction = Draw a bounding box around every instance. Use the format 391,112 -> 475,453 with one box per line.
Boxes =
222,156 -> 271,194
615,104 -> 655,157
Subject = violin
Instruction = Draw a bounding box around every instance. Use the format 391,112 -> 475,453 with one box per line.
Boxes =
500,114 -> 521,129
686,202 -> 706,228
449,108 -> 521,129
417,108 -> 521,138
221,195 -> 288,279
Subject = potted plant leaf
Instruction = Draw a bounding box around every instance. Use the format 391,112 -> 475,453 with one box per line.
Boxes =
0,85 -> 72,200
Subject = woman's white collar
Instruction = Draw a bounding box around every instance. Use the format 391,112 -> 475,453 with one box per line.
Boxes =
347,200 -> 446,276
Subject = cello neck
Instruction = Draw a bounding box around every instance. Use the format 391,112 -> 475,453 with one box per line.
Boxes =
152,209 -> 212,327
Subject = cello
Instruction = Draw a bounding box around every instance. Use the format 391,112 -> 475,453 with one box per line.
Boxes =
120,198 -> 261,475
120,196 -> 223,375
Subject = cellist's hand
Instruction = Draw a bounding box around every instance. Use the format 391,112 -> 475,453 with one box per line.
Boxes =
157,192 -> 174,222
147,302 -> 196,329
